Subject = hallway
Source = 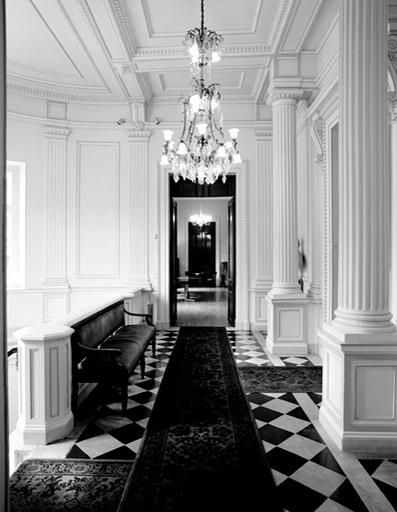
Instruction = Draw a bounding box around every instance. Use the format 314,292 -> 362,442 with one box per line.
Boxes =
176,287 -> 228,326
25,329 -> 397,512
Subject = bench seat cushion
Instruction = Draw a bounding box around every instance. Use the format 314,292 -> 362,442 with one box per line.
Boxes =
99,338 -> 146,372
114,324 -> 155,346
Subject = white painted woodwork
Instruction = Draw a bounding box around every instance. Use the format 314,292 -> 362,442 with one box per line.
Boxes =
250,130 -> 273,330
319,0 -> 397,456
42,126 -> 70,289
266,90 -> 308,354
14,323 -> 74,446
269,93 -> 301,295
127,129 -> 151,289
76,141 -> 120,279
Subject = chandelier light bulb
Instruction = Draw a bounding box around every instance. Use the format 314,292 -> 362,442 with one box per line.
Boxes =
160,154 -> 169,166
196,123 -> 207,135
211,51 -> 221,63
232,152 -> 242,164
228,128 -> 239,140
216,145 -> 227,158
177,141 -> 188,155
163,130 -> 174,141
189,94 -> 201,113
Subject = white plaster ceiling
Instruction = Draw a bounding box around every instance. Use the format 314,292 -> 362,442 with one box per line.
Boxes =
6,0 -> 339,105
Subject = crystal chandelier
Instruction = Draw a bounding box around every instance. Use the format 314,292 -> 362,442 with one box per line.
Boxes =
190,206 -> 212,228
160,0 -> 242,185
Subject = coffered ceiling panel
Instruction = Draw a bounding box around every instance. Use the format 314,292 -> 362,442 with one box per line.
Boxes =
5,0 -> 336,106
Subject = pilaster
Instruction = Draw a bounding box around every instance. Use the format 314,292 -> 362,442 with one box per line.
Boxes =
126,128 -> 152,290
42,125 -> 71,321
266,89 -> 308,354
319,0 -> 397,455
250,129 -> 273,330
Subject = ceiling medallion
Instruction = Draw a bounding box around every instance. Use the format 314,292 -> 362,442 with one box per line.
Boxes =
160,0 -> 242,185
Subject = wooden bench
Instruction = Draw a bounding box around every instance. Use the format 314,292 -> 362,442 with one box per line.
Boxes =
71,299 -> 155,414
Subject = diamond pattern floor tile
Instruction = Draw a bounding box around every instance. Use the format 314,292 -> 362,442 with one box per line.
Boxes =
60,329 -> 395,512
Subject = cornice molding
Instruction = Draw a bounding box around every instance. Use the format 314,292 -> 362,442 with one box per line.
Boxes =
151,94 -> 256,105
109,0 -> 137,57
134,43 -> 270,60
268,0 -> 292,52
8,82 -> 130,104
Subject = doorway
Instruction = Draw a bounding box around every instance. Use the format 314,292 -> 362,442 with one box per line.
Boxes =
169,176 -> 236,327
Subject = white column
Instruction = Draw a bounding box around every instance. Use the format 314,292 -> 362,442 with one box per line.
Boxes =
14,324 -> 74,446
42,126 -> 71,321
250,130 -> 273,330
127,129 -> 152,290
266,91 -> 308,355
319,0 -> 397,455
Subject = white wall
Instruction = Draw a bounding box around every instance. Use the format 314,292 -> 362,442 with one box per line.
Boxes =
175,198 -> 229,286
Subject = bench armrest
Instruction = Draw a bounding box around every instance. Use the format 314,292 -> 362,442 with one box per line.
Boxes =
77,343 -> 121,363
124,309 -> 154,326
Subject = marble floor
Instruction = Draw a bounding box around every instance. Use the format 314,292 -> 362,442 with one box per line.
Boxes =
26,329 -> 397,512
176,286 -> 228,326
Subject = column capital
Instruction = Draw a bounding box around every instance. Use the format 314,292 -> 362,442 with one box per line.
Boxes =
43,125 -> 70,139
267,89 -> 303,106
255,129 -> 272,140
128,127 -> 151,141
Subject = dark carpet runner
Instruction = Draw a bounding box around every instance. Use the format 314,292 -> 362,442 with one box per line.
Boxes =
118,326 -> 281,512
238,365 -> 322,393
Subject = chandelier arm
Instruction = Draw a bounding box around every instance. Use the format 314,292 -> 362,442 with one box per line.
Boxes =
179,101 -> 189,141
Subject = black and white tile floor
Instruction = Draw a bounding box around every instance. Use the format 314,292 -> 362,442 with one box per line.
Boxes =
33,329 -> 397,511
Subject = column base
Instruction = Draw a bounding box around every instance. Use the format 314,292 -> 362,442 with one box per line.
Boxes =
266,293 -> 309,355
16,411 -> 74,446
319,323 -> 397,456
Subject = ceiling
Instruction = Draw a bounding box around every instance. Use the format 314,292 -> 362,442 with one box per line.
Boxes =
6,0 -> 338,107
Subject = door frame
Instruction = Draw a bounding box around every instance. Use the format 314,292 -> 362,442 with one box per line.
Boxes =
156,163 -> 249,329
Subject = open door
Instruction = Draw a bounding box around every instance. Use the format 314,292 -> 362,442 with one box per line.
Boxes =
227,198 -> 236,326
170,198 -> 178,325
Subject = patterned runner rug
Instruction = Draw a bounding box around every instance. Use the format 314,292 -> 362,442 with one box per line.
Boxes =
118,326 -> 281,512
10,459 -> 132,512
238,365 -> 322,393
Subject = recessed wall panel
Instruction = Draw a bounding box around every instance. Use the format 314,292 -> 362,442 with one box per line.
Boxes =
77,142 -> 120,278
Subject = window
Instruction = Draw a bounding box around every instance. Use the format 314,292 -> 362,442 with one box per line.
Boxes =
6,161 -> 25,289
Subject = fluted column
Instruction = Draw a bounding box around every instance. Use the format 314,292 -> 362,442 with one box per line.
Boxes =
42,126 -> 70,288
271,93 -> 301,295
334,0 -> 393,332
319,0 -> 397,455
266,90 -> 308,355
127,129 -> 152,290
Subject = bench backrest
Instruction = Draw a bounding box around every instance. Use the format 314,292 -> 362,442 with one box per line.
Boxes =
71,300 -> 125,361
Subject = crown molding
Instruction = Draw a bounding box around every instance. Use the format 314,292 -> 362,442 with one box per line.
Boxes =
7,82 -> 130,104
151,94 -> 256,105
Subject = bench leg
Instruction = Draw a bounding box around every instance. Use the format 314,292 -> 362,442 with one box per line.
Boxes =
152,333 -> 156,358
121,382 -> 128,415
140,355 -> 145,379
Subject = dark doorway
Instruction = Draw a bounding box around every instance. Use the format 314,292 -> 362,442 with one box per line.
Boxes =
169,176 -> 236,326
227,198 -> 236,326
188,222 -> 216,287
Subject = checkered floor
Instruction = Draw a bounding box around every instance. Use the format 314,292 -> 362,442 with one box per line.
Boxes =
65,330 -> 397,511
